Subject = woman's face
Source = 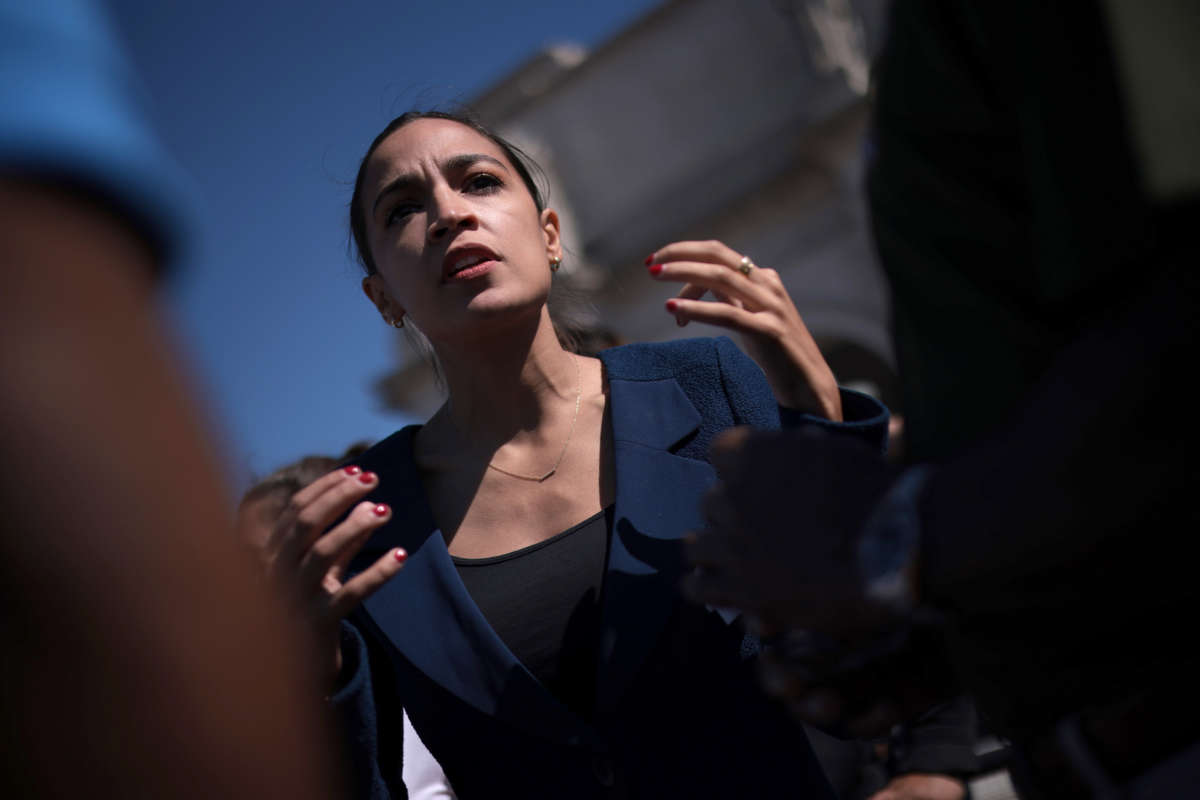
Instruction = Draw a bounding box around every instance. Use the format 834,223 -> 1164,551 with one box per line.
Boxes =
360,118 -> 560,343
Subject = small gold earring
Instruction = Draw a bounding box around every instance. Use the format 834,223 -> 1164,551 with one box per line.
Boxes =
387,316 -> 404,329
549,256 -> 562,273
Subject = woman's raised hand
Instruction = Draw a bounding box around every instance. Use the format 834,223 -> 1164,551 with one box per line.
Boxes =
259,466 -> 405,688
647,240 -> 842,421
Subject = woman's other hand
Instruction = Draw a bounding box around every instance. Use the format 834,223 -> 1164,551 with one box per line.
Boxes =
646,240 -> 842,420
256,466 -> 406,688
868,775 -> 967,800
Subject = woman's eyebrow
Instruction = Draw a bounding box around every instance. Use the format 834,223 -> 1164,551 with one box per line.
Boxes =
372,153 -> 509,215
444,153 -> 508,173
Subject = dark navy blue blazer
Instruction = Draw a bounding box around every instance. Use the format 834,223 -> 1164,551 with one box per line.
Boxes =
334,337 -> 889,799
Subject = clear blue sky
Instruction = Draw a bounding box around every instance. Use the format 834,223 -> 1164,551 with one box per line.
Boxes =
104,0 -> 662,491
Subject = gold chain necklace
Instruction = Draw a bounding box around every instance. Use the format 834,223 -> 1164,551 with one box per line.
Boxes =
486,355 -> 581,482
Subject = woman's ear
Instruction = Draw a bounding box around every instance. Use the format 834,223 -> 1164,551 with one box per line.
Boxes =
362,275 -> 406,324
540,208 -> 562,262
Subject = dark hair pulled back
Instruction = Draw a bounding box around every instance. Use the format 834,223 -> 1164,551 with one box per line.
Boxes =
349,109 -> 547,276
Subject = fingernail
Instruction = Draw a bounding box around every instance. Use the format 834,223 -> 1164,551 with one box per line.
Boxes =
665,299 -> 678,312
677,317 -> 686,327
647,263 -> 663,276
343,465 -> 361,476
644,254 -> 655,266
393,548 -> 407,563
358,471 -> 377,484
373,503 -> 389,517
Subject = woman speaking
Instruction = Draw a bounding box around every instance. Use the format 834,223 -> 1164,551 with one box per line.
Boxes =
259,110 -> 888,798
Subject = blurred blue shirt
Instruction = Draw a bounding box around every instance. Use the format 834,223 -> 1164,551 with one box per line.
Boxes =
0,0 -> 188,262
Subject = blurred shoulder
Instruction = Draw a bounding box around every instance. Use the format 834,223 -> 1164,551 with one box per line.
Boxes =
0,0 -> 190,265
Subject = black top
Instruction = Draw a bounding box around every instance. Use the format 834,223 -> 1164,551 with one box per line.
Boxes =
453,506 -> 611,719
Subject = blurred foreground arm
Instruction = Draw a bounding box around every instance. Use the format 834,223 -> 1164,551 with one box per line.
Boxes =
0,180 -> 337,797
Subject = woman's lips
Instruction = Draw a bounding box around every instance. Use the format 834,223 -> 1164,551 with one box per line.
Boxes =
442,245 -> 500,282
445,259 -> 496,282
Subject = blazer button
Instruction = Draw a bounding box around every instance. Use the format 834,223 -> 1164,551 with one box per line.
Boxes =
591,754 -> 616,788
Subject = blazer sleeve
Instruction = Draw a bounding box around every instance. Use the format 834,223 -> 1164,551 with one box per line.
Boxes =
329,622 -> 407,800
779,388 -> 891,454
713,336 -> 890,452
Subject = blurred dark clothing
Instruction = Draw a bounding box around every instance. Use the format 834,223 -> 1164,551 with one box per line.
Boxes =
871,2 -> 1150,468
808,697 -> 979,799
868,0 -> 1199,795
888,697 -> 980,781
805,725 -> 883,799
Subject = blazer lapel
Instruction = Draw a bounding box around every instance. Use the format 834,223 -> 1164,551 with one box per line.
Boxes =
594,374 -> 717,713
354,428 -> 595,748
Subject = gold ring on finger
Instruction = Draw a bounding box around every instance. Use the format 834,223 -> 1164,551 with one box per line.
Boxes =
738,255 -> 756,276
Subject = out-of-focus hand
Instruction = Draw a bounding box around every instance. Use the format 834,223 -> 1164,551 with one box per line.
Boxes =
757,628 -> 903,738
646,240 -> 842,420
868,774 -> 966,800
257,466 -> 406,688
682,425 -> 892,633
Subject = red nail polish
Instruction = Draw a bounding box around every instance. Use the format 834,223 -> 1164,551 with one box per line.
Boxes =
358,471 -> 376,484
343,465 -> 361,476
373,503 -> 389,517
644,254 -> 655,266
665,299 -> 678,312
393,548 -> 407,563
648,263 -> 663,276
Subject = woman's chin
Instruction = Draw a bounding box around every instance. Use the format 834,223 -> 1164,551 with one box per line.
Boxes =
460,289 -> 546,321
426,294 -> 546,341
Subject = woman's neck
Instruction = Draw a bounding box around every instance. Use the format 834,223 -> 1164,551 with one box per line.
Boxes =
432,307 -> 577,448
